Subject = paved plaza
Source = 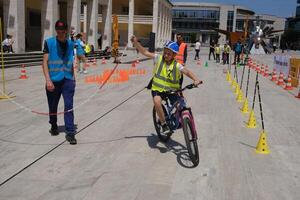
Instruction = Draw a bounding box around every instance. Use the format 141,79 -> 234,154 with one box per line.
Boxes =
0,50 -> 299,200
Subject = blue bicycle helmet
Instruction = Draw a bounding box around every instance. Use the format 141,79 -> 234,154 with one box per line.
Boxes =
164,41 -> 179,54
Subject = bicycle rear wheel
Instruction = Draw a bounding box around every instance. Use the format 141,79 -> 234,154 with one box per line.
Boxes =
182,116 -> 199,167
152,106 -> 171,143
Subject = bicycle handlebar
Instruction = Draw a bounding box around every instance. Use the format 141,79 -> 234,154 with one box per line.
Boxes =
166,82 -> 203,94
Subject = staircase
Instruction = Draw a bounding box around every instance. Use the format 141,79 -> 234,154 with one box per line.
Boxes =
1,51 -> 111,68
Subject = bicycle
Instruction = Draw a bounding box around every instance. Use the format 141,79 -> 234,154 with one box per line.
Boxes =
152,83 -> 201,167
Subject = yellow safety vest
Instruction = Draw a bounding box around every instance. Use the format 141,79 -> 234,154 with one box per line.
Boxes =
85,45 -> 91,54
215,47 -> 221,54
152,56 -> 182,92
225,46 -> 231,53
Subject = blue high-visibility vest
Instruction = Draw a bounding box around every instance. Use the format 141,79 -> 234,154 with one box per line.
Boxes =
46,37 -> 74,82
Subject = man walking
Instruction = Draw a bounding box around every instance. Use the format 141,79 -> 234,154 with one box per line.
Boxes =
42,20 -> 77,145
209,40 -> 215,60
194,40 -> 201,60
233,40 -> 243,64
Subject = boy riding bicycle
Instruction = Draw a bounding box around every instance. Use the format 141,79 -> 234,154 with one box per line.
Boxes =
130,36 -> 202,135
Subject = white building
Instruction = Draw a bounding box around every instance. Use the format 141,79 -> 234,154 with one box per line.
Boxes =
172,2 -> 285,46
0,0 -> 173,53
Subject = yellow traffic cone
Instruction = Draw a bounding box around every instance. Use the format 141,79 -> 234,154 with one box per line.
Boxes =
231,79 -> 236,88
234,84 -> 240,95
228,75 -> 232,84
255,130 -> 270,154
241,98 -> 249,114
226,71 -> 230,81
246,110 -> 256,128
236,89 -> 244,103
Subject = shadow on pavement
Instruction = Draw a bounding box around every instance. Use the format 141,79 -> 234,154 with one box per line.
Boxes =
125,133 -> 196,168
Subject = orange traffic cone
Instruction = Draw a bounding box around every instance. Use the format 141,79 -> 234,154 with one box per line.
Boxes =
101,58 -> 106,64
277,72 -> 284,86
271,69 -> 277,82
132,61 -> 136,68
260,65 -> 265,76
264,65 -> 269,77
84,62 -> 90,68
256,65 -> 260,73
284,75 -> 293,90
19,64 -> 28,79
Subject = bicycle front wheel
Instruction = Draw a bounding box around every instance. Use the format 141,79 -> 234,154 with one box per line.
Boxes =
182,116 -> 199,167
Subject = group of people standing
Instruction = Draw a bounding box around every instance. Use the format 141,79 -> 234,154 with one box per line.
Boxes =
208,40 -> 243,65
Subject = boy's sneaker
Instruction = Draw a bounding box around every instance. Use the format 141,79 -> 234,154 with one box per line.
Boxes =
49,124 -> 59,136
83,70 -> 88,74
66,135 -> 77,145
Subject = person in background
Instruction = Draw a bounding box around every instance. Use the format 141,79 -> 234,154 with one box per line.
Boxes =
224,43 -> 231,65
2,34 -> 14,53
75,34 -> 88,74
97,33 -> 102,50
194,40 -> 201,60
209,40 -> 215,61
176,33 -> 187,88
42,20 -> 77,145
215,43 -> 221,63
233,40 -> 243,64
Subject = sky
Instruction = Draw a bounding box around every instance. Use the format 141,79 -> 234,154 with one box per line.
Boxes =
170,0 -> 297,18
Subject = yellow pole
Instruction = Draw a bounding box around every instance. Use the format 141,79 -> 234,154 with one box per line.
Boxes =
0,17 -> 15,99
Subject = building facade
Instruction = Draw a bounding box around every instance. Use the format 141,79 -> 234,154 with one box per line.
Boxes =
0,0 -> 173,53
172,2 -> 285,46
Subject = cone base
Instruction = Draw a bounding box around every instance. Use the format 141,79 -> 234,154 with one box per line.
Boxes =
237,99 -> 243,103
241,109 -> 249,114
0,95 -> 16,100
255,149 -> 270,154
246,124 -> 256,129
19,77 -> 28,79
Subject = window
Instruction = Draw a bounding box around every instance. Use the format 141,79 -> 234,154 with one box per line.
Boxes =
122,6 -> 129,14
227,11 -> 234,32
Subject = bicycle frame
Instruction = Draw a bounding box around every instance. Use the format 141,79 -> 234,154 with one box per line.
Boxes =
163,94 -> 198,139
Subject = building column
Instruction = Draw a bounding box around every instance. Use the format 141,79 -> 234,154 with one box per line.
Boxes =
152,0 -> 159,47
233,5 -> 237,32
83,3 -> 87,33
67,0 -> 81,33
157,1 -> 163,47
162,5 -> 166,43
86,0 -> 98,47
2,0 -> 25,53
169,9 -> 172,40
41,0 -> 58,49
102,0 -> 112,48
128,0 -> 134,48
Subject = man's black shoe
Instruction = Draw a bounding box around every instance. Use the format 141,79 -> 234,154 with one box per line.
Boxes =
66,135 -> 77,145
49,125 -> 59,136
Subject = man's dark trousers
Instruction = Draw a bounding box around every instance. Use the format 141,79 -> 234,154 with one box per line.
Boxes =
46,78 -> 75,135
